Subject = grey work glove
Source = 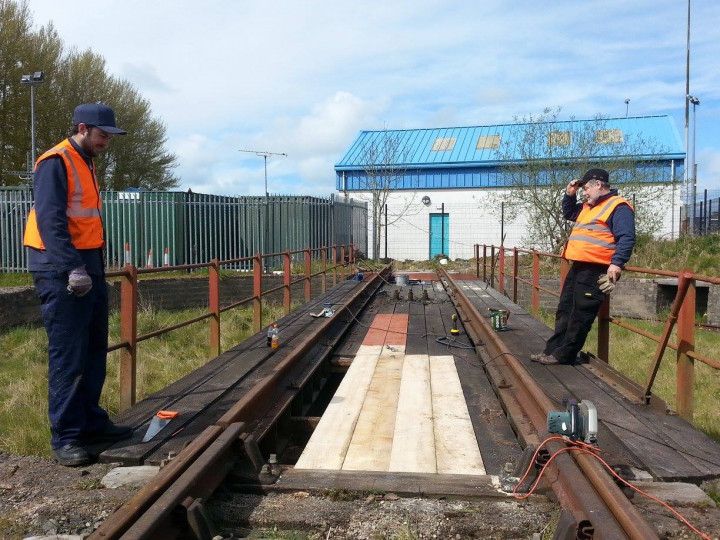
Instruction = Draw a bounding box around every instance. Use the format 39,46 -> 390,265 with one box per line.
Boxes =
67,266 -> 92,297
597,274 -> 615,295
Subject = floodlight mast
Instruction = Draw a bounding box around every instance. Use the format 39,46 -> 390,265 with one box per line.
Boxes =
238,149 -> 287,264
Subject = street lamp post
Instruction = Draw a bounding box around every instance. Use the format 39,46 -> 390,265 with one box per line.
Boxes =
238,149 -> 287,266
688,94 -> 700,233
20,71 -> 45,172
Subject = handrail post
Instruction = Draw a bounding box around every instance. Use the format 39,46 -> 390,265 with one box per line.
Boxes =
253,253 -> 262,333
677,273 -> 696,421
119,265 -> 138,411
512,247 -> 518,304
560,258 -> 570,287
305,248 -> 311,302
482,245 -> 487,283
340,245 -> 346,281
209,259 -> 220,359
490,245 -> 495,288
475,244 -> 480,279
597,296 -> 610,362
531,250 -> 540,316
498,247 -> 505,294
321,247 -> 327,294
642,271 -> 693,401
332,245 -> 338,287
283,250 -> 291,315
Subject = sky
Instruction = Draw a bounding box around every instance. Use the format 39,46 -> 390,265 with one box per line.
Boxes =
23,0 -> 720,197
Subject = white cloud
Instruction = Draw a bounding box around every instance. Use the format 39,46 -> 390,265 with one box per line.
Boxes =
22,0 -> 720,196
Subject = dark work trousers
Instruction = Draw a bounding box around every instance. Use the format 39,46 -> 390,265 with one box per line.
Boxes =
543,261 -> 608,364
32,271 -> 110,448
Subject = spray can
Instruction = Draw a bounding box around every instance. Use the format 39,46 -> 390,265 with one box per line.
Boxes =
270,324 -> 279,349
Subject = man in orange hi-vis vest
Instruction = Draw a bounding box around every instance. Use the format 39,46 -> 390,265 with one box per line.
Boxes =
24,104 -> 131,466
531,168 -> 635,366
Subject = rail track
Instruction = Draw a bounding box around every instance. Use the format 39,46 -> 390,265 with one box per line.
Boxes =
91,268 -> 663,539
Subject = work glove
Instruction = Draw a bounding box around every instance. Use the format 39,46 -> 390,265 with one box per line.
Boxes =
67,266 -> 92,297
597,274 -> 615,295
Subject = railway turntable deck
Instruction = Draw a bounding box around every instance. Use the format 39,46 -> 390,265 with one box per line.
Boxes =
89,270 -> 720,539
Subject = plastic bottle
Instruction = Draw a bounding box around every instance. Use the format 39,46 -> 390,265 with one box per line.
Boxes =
270,324 -> 279,349
266,324 -> 274,347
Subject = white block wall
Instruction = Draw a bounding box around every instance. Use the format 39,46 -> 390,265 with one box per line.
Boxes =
355,186 -> 682,261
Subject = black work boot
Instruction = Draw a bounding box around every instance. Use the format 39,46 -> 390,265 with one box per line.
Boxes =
52,442 -> 90,467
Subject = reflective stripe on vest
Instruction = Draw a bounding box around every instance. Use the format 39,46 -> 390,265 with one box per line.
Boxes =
562,195 -> 632,265
56,147 -> 101,219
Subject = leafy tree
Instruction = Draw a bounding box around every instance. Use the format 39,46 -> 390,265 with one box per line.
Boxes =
490,108 -> 675,252
0,0 -> 178,189
351,131 -> 416,260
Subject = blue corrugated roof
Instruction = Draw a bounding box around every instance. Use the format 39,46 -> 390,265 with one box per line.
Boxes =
335,115 -> 685,171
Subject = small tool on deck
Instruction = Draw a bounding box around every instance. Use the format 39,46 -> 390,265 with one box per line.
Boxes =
142,410 -> 179,442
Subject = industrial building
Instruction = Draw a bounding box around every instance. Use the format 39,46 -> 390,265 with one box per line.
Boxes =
335,116 -> 685,260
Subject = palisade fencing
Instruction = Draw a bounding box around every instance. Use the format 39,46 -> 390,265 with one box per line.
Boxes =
681,192 -> 720,236
0,188 -> 367,272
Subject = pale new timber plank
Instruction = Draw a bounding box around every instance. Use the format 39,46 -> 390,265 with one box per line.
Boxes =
295,345 -> 381,470
430,355 -> 486,475
389,354 -> 436,473
342,346 -> 405,471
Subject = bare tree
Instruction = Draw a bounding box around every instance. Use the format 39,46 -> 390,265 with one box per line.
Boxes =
489,108 -> 675,252
353,130 -> 416,259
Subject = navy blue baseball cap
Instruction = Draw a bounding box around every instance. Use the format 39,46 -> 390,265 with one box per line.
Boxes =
73,103 -> 127,135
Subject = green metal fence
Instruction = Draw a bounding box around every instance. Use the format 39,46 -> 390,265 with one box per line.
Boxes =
1,188 -> 367,272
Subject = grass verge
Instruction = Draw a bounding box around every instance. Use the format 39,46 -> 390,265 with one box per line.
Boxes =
0,303 -> 288,457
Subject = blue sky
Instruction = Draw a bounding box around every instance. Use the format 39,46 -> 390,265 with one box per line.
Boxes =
25,0 -> 720,196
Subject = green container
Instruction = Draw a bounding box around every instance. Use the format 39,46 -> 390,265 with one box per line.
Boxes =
489,309 -> 509,331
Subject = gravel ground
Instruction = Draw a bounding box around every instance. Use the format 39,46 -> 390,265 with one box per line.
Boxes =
2,451 -> 720,539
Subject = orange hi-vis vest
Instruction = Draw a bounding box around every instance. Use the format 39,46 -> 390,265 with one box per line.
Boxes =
562,195 -> 633,265
23,139 -> 104,250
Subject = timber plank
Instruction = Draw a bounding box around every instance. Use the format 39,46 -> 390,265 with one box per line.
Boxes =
342,346 -> 405,471
389,354 -> 436,473
295,346 -> 381,470
430,355 -> 486,475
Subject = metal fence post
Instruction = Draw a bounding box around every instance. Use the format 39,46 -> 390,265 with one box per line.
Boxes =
475,244 -> 480,279
490,245 -> 495,288
332,245 -> 338,287
531,251 -> 540,316
340,245 -> 346,281
321,247 -> 327,294
512,247 -> 518,304
677,272 -> 696,421
253,253 -> 262,333
597,297 -> 610,362
305,248 -> 311,302
483,245 -> 487,282
284,250 -> 291,315
498,247 -> 505,295
119,265 -> 138,411
209,259 -> 220,359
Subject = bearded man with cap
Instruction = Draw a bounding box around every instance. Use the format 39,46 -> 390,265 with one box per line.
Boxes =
24,103 -> 132,466
531,168 -> 636,366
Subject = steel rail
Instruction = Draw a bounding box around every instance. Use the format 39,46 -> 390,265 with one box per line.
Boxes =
438,268 -> 658,540
91,268 -> 390,539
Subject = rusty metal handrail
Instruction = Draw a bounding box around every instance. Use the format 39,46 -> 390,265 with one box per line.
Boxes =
475,243 -> 719,422
108,244 -> 356,411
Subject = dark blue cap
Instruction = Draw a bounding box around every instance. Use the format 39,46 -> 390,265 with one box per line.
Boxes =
580,168 -> 609,185
72,103 -> 127,135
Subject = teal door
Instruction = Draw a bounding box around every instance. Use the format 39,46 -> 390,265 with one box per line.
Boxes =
429,213 -> 449,258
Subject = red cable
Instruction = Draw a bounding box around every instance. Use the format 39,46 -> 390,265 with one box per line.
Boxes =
513,436 -> 712,540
